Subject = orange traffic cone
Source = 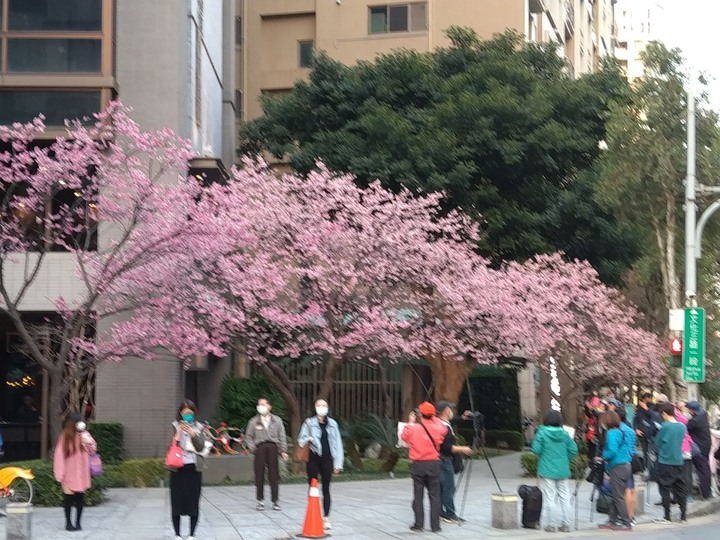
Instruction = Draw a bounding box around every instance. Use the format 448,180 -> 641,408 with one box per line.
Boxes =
297,478 -> 328,538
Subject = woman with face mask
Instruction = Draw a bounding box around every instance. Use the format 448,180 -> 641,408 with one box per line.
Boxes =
168,399 -> 210,540
53,412 -> 97,531
297,399 -> 344,530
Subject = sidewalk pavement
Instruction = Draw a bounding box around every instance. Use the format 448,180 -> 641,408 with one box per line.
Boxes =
1,452 -> 718,539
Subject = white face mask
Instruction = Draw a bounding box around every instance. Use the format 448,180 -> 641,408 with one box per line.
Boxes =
257,405 -> 269,415
316,406 -> 329,417
76,421 -> 87,432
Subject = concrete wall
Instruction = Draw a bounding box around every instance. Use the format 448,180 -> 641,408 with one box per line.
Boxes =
1,253 -> 84,311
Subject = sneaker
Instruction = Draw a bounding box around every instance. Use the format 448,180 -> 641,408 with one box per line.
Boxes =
612,523 -> 632,531
409,525 -> 423,532
272,502 -> 281,511
544,525 -> 557,532
188,537 -> 196,540
653,517 -> 672,524
630,517 -> 636,526
558,524 -> 571,533
323,517 -> 332,530
442,516 -> 463,524
174,537 -> 182,540
431,528 -> 442,533
66,524 -> 77,532
598,522 -> 615,529
256,500 -> 265,511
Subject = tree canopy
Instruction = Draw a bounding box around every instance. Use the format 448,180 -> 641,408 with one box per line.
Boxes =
240,28 -> 640,284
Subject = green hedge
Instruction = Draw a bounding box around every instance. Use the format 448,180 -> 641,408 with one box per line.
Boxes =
105,458 -> 167,488
8,460 -> 110,507
519,452 -> 589,481
89,422 -> 124,464
484,430 -> 524,451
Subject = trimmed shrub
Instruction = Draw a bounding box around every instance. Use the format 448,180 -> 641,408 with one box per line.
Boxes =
89,422 -> 125,464
6,459 -> 109,506
105,458 -> 167,488
520,452 -> 538,477
484,430 -> 524,451
520,452 -> 589,480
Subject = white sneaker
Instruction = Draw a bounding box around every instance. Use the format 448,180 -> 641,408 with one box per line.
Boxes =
187,537 -> 196,540
323,517 -> 332,530
174,536 -> 182,540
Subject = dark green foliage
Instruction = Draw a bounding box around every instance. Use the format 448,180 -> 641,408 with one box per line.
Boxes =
104,458 -> 167,488
481,430 -> 524,451
7,460 -> 109,506
241,28 -> 636,284
340,414 -> 404,472
458,365 -> 522,432
216,374 -> 287,427
88,422 -> 124,464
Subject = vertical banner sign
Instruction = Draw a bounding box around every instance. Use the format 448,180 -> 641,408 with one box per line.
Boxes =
682,307 -> 705,383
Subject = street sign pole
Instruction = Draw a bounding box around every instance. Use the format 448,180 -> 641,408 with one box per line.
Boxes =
682,307 -> 705,384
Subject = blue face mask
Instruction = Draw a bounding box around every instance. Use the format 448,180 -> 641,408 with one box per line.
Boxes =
182,413 -> 195,423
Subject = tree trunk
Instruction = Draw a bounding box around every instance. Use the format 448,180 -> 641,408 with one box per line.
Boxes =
317,355 -> 343,402
424,353 -> 476,406
377,362 -> 393,418
48,367 -> 65,446
256,361 -> 301,441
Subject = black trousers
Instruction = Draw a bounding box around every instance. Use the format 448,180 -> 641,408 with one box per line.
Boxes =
307,451 -> 333,516
254,442 -> 280,502
657,463 -> 688,520
692,453 -> 712,499
411,460 -> 441,531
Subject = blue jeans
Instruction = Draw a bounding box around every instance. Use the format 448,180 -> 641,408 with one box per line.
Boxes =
439,457 -> 456,518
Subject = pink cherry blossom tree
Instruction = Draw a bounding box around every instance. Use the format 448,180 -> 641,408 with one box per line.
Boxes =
0,103 -> 223,440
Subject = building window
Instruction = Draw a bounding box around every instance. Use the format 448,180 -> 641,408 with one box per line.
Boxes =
7,39 -> 101,73
7,0 -> 102,31
298,41 -> 314,68
369,3 -> 426,34
0,90 -> 101,126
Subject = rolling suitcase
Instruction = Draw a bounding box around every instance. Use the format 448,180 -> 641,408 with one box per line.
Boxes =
518,484 -> 543,529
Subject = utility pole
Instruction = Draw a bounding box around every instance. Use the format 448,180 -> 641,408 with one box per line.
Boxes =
684,85 -> 698,401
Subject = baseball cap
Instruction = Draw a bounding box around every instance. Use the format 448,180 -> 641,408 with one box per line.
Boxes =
435,401 -> 456,414
418,402 -> 436,416
655,393 -> 669,404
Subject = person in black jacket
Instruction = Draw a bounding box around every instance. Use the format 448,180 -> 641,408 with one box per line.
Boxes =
435,401 -> 473,524
685,401 -> 713,499
634,393 -> 661,470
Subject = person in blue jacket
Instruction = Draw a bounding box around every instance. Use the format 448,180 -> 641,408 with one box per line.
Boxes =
531,409 -> 578,533
297,398 -> 344,531
599,411 -> 633,530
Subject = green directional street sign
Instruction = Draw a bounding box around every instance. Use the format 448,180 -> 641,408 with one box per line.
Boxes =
682,307 -> 705,383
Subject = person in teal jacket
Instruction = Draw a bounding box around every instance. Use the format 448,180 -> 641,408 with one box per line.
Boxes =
531,409 -> 578,533
599,411 -> 633,530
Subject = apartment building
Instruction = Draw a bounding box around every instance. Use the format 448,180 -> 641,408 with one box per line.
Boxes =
0,0 -> 237,458
237,0 -> 617,122
615,0 -> 664,81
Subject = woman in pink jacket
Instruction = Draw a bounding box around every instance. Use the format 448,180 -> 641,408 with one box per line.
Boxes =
53,413 -> 97,531
675,405 -> 696,502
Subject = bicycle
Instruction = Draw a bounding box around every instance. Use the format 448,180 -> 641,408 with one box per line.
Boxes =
0,466 -> 34,504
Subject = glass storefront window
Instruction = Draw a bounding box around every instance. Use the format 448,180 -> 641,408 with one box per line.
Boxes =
0,90 -> 101,126
8,0 -> 102,31
7,39 -> 101,73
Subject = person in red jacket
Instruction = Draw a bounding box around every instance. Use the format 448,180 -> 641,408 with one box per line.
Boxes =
401,401 -> 448,533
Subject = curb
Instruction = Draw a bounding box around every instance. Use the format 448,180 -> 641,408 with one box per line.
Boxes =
688,496 -> 720,518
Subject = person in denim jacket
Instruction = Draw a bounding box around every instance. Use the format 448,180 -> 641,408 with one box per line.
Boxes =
297,399 -> 344,530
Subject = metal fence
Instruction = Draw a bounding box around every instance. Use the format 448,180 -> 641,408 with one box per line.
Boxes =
281,360 -> 404,422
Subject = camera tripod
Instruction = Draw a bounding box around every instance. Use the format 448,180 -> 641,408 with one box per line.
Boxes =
456,379 -> 503,522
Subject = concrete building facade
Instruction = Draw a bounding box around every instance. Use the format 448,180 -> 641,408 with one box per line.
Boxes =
615,0 -> 664,81
0,0 -> 237,458
237,0 -> 617,122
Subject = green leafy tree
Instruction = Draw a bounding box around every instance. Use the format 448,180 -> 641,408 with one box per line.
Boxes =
596,42 -> 720,400
240,28 -> 638,285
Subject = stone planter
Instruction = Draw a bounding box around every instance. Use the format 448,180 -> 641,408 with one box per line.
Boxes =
203,454 -> 254,485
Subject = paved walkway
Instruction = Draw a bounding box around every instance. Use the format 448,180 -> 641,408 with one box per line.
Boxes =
2,453 -> 718,539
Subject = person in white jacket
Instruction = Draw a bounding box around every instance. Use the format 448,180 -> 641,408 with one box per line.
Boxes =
297,399 -> 344,530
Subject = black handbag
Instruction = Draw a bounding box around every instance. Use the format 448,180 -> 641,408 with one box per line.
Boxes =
452,453 -> 464,474
596,492 -> 612,514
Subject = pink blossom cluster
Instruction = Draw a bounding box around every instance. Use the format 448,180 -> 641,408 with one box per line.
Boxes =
0,103 -> 666,385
